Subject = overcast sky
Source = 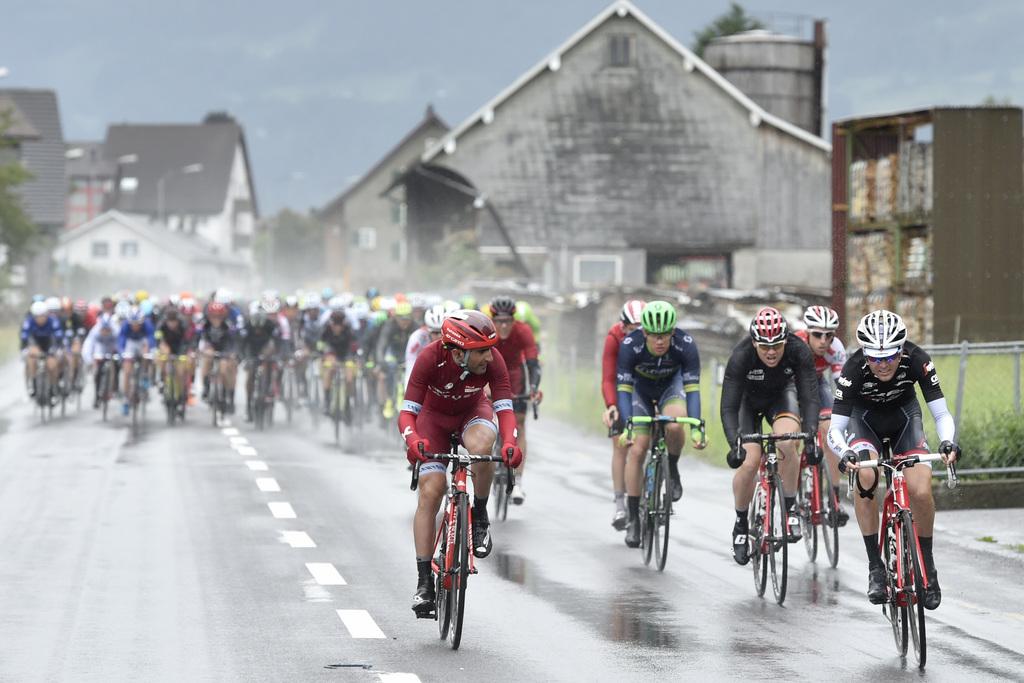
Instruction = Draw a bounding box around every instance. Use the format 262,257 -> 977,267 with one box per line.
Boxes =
2,0 -> 1021,214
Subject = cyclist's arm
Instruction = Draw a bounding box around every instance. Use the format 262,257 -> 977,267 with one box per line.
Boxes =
19,319 -> 30,350
826,357 -> 859,453
519,324 -> 541,390
485,351 -> 517,443
600,330 -> 620,407
719,347 -> 746,447
792,342 -> 821,436
679,333 -> 701,420
615,336 -> 635,423
116,324 -> 128,354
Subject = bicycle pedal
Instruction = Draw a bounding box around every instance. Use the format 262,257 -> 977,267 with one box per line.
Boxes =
414,608 -> 436,620
469,568 -> 479,575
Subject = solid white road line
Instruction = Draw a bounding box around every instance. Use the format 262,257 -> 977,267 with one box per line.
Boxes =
336,610 -> 386,639
378,674 -> 422,683
237,446 -> 258,457
305,562 -> 347,585
245,460 -> 268,471
221,427 -> 239,436
268,502 -> 297,519
256,477 -> 280,492
280,531 -> 316,548
230,436 -> 249,446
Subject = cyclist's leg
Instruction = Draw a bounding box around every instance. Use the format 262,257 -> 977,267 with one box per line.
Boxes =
464,406 -> 498,556
611,424 -> 628,523
322,353 -> 336,397
71,337 -> 82,380
513,407 -> 527,473
731,398 -> 763,511
25,347 -> 39,392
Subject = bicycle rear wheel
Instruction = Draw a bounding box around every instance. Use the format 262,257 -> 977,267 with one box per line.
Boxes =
448,495 -> 469,650
900,510 -> 927,669
798,463 -> 818,562
884,519 -> 908,656
820,461 -> 840,568
435,509 -> 451,640
768,473 -> 789,605
652,457 -> 671,572
749,483 -> 768,597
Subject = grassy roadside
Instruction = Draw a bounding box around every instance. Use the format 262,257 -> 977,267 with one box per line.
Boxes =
0,325 -> 18,364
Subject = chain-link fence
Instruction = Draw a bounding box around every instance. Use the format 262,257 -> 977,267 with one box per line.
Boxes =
922,341 -> 1024,477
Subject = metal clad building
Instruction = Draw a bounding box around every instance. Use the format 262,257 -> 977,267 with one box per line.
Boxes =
400,1 -> 830,292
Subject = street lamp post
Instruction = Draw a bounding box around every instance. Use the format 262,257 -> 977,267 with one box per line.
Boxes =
157,163 -> 203,226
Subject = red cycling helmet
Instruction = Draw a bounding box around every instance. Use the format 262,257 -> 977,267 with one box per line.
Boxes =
441,310 -> 498,350
208,302 -> 227,317
749,306 -> 788,344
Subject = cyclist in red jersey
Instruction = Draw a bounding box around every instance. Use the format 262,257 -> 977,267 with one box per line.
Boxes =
794,305 -> 850,526
600,300 -> 645,530
487,296 -> 541,505
399,310 -> 523,617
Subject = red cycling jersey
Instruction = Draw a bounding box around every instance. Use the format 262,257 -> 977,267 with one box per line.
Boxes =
601,322 -> 628,407
794,329 -> 847,376
398,340 -> 517,446
493,320 -> 539,395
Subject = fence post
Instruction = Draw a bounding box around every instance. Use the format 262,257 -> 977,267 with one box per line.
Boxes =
954,340 -> 969,431
1015,346 -> 1022,416
569,345 -> 577,408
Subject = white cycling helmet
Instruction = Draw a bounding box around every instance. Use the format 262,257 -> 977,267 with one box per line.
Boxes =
261,297 -> 281,315
351,301 -> 370,320
248,300 -> 261,316
30,301 -> 48,317
214,288 -> 232,304
328,295 -> 345,311
856,309 -> 907,358
803,305 -> 839,331
620,299 -> 646,325
424,304 -> 447,333
45,296 -> 61,313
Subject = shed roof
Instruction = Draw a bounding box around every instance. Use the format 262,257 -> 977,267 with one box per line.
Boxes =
423,0 -> 831,163
103,114 -> 258,217
0,88 -> 66,228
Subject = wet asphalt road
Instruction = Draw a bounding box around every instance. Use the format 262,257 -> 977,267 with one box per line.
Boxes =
0,362 -> 1022,682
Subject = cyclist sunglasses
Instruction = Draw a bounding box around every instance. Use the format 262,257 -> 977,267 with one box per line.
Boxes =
809,331 -> 835,340
755,341 -> 785,350
867,350 -> 902,364
493,316 -> 515,324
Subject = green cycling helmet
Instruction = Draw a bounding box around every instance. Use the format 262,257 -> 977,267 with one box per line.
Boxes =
641,300 -> 677,334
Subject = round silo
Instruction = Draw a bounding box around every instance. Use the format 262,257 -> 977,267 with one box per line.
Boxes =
703,29 -> 822,136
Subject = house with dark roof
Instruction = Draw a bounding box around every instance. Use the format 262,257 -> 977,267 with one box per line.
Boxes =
318,106 -> 448,292
0,88 -> 66,291
54,210 -> 252,297
391,1 -> 831,292
102,112 -> 258,267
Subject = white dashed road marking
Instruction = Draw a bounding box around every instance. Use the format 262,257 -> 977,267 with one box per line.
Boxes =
237,446 -> 258,457
268,502 -> 297,519
378,675 -> 422,683
337,610 -> 386,639
245,460 -> 268,471
221,427 -> 239,436
280,531 -> 316,548
256,477 -> 280,492
229,436 -> 249,446
306,562 -> 347,585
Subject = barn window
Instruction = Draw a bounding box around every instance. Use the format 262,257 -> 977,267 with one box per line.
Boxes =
573,254 -> 622,287
91,241 -> 109,258
120,240 -> 139,258
609,34 -> 635,67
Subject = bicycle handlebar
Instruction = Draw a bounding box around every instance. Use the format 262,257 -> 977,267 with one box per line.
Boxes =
410,450 -> 515,495
854,452 -> 959,489
739,431 -> 812,445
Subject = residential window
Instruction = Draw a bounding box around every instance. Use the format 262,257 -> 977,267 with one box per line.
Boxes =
573,254 -> 622,287
92,241 -> 109,258
120,241 -> 139,258
119,176 -> 138,192
354,226 -> 377,250
609,34 -> 635,67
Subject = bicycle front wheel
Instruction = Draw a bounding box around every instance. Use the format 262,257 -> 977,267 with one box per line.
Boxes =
652,457 -> 671,572
749,483 -> 768,597
820,460 -> 840,568
436,515 -> 451,641
448,494 -> 470,650
884,519 -> 908,656
900,510 -> 927,669
492,465 -> 509,522
798,463 -> 818,562
768,473 -> 789,605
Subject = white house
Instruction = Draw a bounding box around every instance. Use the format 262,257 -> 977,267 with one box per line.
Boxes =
54,210 -> 251,296
102,112 -> 258,266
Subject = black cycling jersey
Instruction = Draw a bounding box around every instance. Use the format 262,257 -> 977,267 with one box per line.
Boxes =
320,321 -> 353,359
832,341 -> 944,416
200,320 -> 237,353
720,334 -> 819,446
241,319 -> 281,359
156,321 -> 191,355
375,318 -> 414,361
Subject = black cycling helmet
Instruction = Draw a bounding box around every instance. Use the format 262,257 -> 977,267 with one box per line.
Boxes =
489,295 -> 517,317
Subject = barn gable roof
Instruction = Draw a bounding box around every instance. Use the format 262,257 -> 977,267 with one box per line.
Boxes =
423,0 -> 831,163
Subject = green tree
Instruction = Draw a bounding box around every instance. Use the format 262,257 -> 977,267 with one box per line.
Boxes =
254,208 -> 325,290
0,108 -> 37,263
980,95 -> 1013,106
692,2 -> 765,57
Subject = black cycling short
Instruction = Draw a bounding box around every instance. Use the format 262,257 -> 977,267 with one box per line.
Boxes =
513,397 -> 530,414
846,401 -> 929,460
737,382 -> 800,436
